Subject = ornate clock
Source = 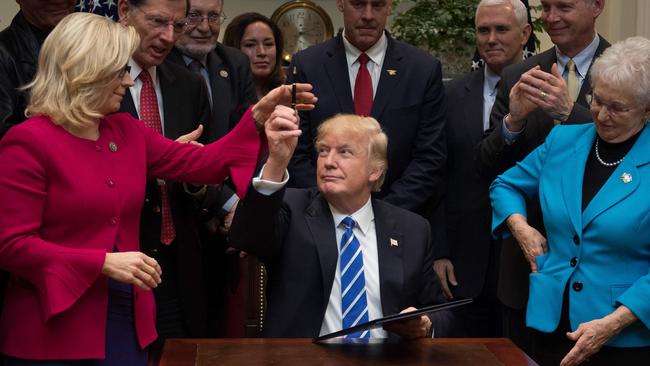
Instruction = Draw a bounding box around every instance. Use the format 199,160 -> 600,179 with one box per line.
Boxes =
271,0 -> 334,63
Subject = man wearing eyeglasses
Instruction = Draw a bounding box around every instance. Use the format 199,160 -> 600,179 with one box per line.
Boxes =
166,0 -> 257,338
116,0 -> 213,355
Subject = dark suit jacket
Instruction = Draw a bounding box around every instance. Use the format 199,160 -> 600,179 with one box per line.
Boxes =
286,33 -> 446,213
479,36 -> 610,309
0,11 -> 41,139
167,44 -> 257,142
229,187 -> 441,337
165,45 -> 257,335
439,68 -> 493,299
167,45 -> 257,217
119,60 -> 212,337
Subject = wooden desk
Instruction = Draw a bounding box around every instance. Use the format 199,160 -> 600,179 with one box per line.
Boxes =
160,338 -> 538,366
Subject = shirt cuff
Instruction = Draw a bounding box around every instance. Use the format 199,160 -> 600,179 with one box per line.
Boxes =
252,164 -> 289,196
222,194 -> 239,212
501,116 -> 524,145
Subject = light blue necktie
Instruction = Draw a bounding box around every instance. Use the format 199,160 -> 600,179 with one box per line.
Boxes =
339,216 -> 370,338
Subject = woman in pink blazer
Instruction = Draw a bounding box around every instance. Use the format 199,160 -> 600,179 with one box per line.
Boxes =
0,13 -> 313,365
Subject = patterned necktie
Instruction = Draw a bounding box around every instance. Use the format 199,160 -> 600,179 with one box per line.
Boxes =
566,59 -> 579,102
339,216 -> 370,338
354,53 -> 373,117
138,70 -> 176,245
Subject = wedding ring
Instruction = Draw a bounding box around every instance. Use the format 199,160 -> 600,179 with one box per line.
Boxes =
540,91 -> 548,99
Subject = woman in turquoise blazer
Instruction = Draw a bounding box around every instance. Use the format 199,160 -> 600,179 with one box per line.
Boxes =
491,37 -> 650,366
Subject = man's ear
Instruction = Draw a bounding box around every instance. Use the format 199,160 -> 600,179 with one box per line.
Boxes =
117,0 -> 130,23
336,0 -> 344,12
368,166 -> 383,184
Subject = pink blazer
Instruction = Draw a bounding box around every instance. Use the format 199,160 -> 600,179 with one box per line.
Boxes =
0,110 -> 265,360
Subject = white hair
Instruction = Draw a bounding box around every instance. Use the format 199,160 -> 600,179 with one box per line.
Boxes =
476,0 -> 528,28
590,36 -> 650,107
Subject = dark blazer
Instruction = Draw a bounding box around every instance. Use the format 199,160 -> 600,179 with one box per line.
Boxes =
479,36 -> 610,309
167,45 -> 257,217
165,45 -> 257,335
229,187 -> 441,337
167,44 -> 257,142
286,33 -> 446,213
119,60 -> 212,337
0,11 -> 40,139
439,68 -> 492,299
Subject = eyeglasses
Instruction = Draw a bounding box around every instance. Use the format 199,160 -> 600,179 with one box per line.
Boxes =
586,92 -> 636,119
186,11 -> 227,26
132,6 -> 187,34
118,65 -> 132,79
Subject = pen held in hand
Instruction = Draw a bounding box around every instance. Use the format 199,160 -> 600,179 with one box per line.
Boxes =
291,66 -> 297,110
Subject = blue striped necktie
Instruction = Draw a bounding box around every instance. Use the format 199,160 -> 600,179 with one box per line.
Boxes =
339,216 -> 370,338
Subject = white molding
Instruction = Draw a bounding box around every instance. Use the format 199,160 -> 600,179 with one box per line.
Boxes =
637,0 -> 650,38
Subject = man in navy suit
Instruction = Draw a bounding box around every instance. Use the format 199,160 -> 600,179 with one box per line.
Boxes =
286,0 -> 446,222
438,0 -> 531,338
230,112 -> 441,338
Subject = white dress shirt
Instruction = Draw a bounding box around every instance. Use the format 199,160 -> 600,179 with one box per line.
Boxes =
555,32 -> 600,92
341,30 -> 388,99
482,66 -> 501,131
127,59 -> 166,134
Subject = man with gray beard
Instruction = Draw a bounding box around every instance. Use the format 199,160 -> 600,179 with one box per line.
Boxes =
166,0 -> 257,337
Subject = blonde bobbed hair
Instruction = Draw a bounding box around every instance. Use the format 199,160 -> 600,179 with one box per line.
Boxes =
315,114 -> 388,192
25,13 -> 140,129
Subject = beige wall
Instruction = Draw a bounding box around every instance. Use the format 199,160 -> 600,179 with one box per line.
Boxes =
530,0 -> 649,51
0,2 -> 19,30
2,1 -> 648,50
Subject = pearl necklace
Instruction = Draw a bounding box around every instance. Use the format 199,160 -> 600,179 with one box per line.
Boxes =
595,138 -> 624,167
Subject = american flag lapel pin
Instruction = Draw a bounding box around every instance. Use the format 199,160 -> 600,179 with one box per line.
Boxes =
390,238 -> 399,247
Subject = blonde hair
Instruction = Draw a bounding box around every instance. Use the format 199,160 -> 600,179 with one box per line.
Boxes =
315,114 -> 388,192
25,13 -> 140,128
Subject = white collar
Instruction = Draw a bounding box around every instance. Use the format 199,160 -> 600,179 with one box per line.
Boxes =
341,30 -> 387,68
555,33 -> 600,78
129,58 -> 157,84
329,198 -> 374,235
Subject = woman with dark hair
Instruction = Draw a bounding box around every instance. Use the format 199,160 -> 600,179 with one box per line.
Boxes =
223,12 -> 285,99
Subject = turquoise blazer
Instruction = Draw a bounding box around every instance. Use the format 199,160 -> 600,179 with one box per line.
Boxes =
491,123 -> 650,347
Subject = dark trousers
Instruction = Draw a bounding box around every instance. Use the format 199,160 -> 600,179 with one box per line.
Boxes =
446,240 -> 502,338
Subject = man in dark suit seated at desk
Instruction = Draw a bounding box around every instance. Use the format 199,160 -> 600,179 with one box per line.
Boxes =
230,111 -> 442,338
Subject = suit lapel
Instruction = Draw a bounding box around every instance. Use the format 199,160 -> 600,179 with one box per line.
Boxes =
157,62 -> 182,139
323,36 -> 355,113
561,128 -> 594,234
120,90 -> 138,118
371,35 -> 402,120
576,36 -> 611,107
206,50 -> 232,139
582,125 -> 650,228
373,200 -> 404,317
304,193 -> 339,315
464,69 -> 486,144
